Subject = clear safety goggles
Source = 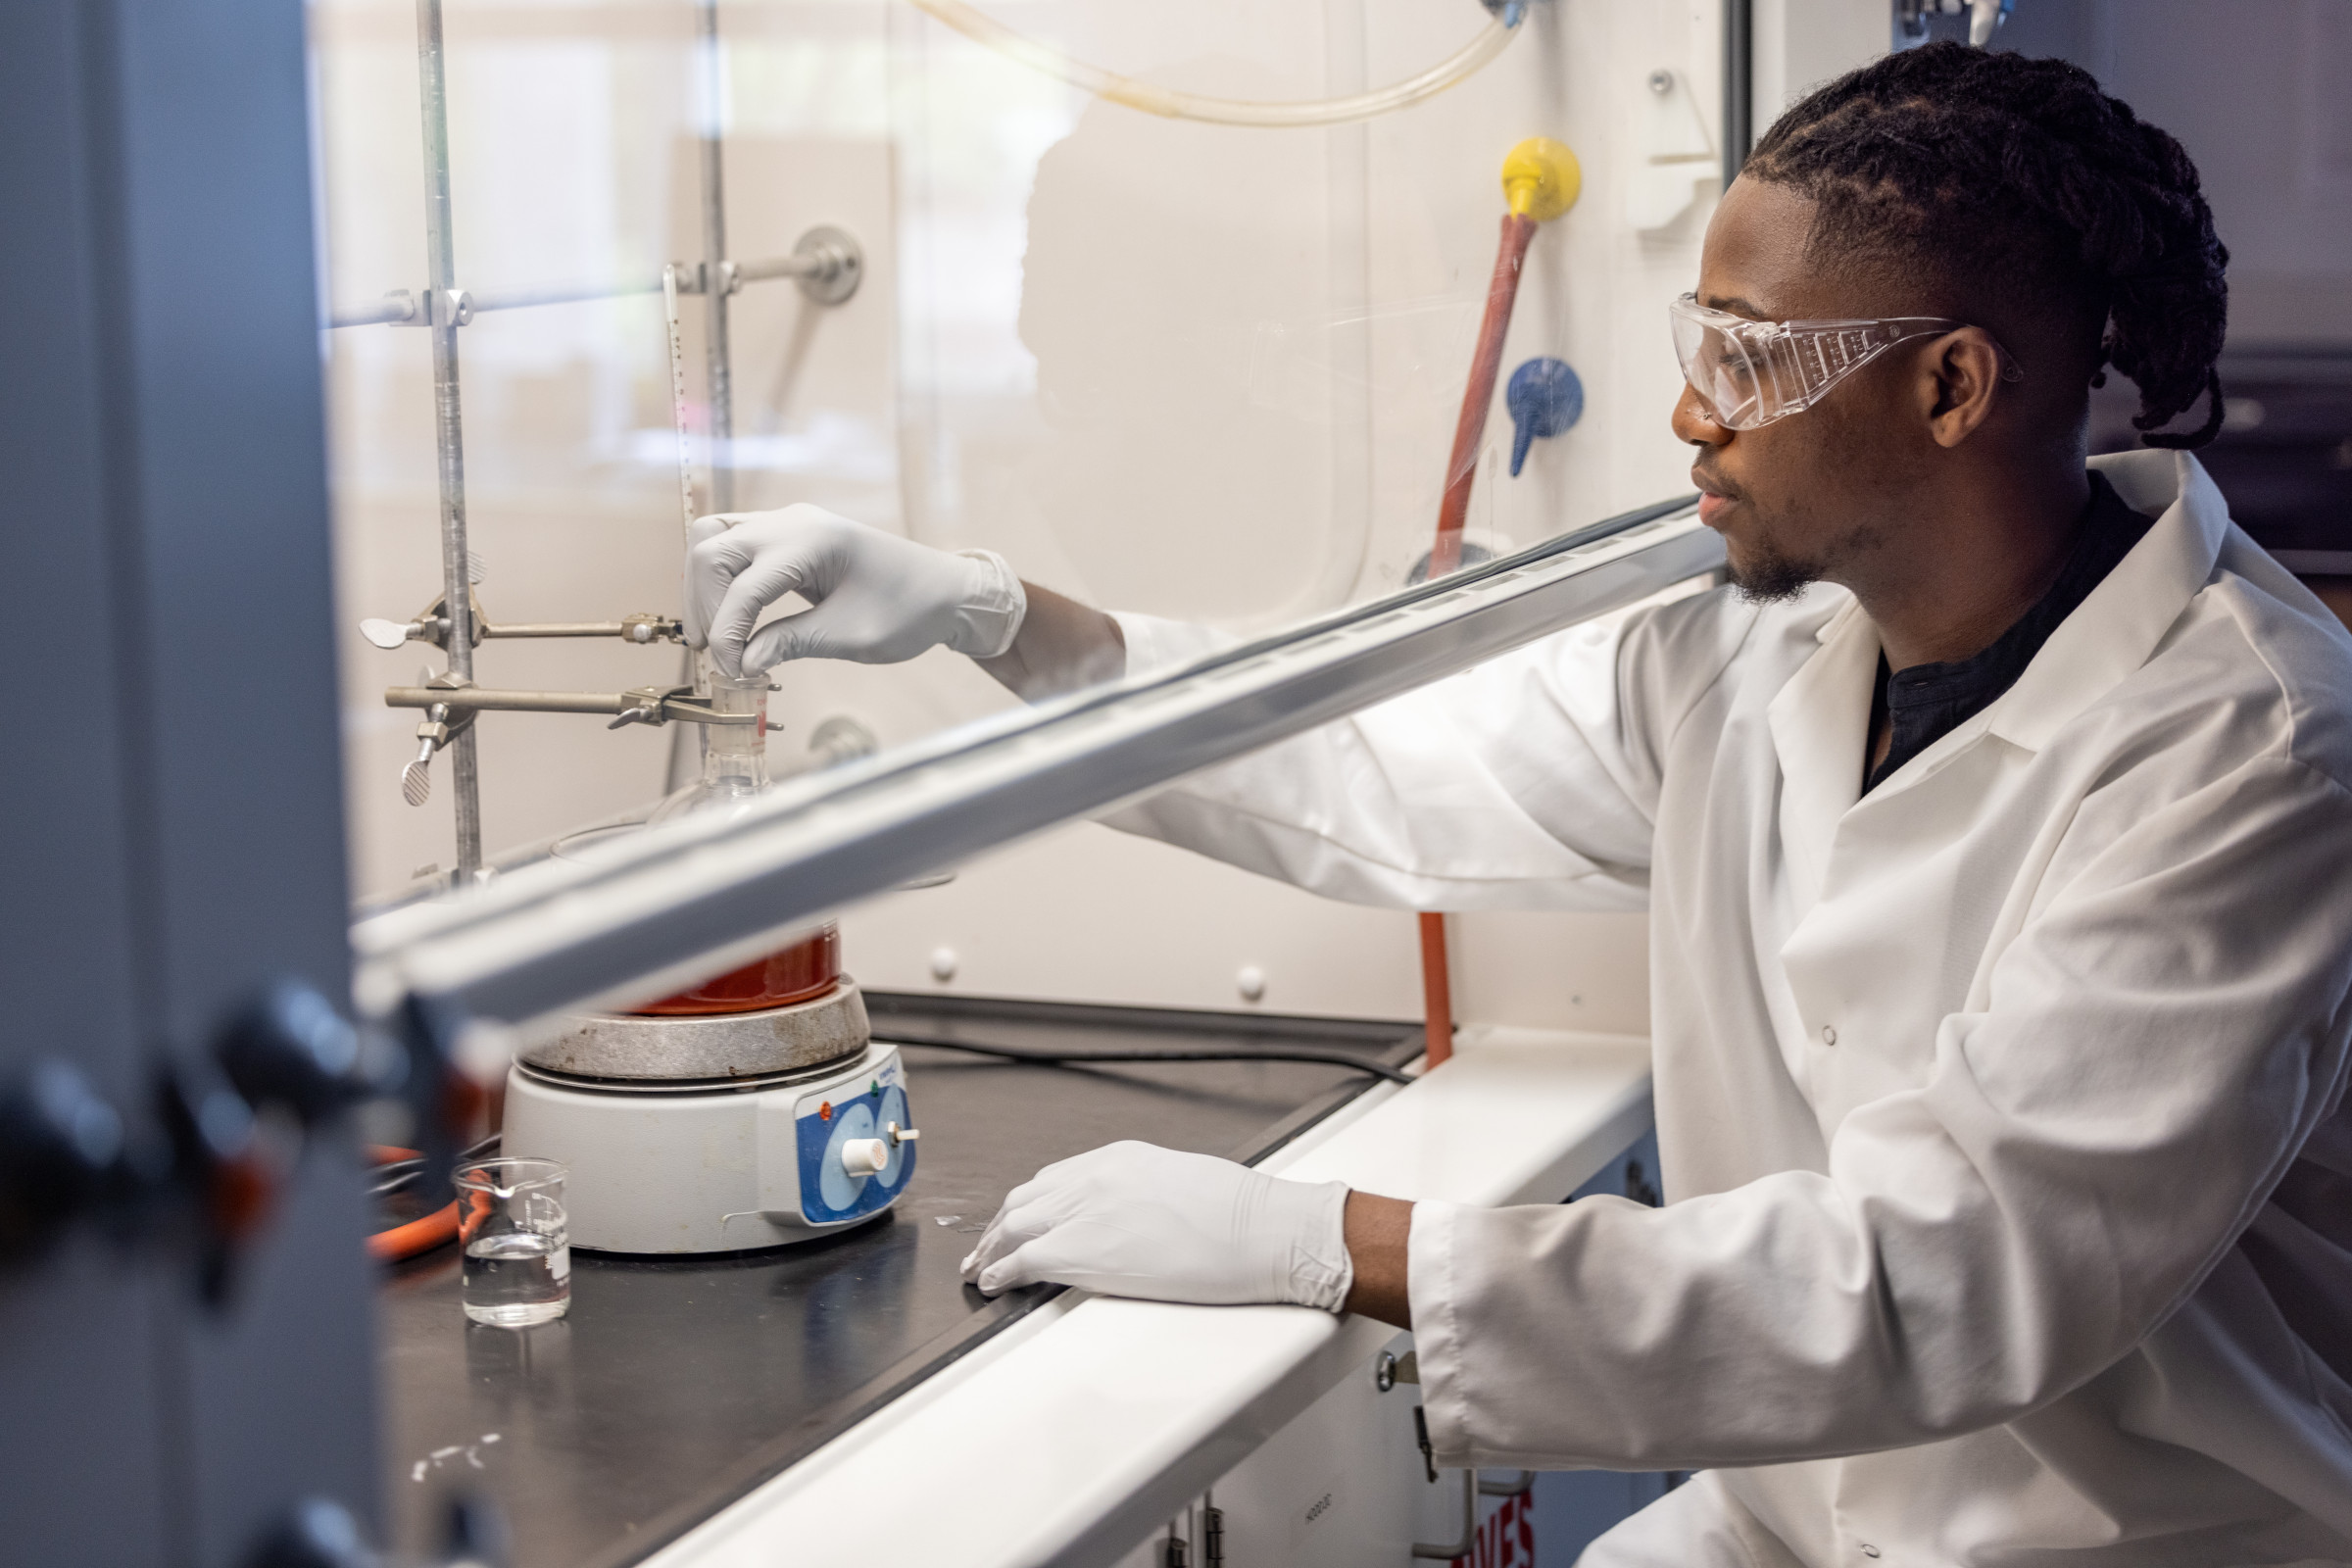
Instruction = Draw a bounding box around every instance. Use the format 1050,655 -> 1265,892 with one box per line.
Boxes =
1668,293 -> 2019,430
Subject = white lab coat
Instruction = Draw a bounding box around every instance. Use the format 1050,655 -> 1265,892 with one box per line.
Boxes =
1104,450 -> 2352,1567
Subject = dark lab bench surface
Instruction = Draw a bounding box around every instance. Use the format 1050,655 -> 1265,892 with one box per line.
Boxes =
379,997 -> 1419,1568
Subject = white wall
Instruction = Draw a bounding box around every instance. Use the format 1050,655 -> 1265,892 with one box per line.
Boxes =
1751,0 -> 1888,120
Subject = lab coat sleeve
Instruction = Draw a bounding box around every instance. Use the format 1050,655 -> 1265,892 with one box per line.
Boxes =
1411,756 -> 2352,1470
1096,590 -> 1756,912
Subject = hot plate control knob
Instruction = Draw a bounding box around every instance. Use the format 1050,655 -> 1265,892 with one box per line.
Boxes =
886,1121 -> 919,1146
840,1139 -> 890,1178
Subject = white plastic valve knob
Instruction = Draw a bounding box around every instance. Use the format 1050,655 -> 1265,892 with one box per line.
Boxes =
841,1138 -> 890,1178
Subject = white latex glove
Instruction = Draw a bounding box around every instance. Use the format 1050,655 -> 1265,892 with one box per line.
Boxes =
958,1141 -> 1354,1310
683,503 -> 1026,677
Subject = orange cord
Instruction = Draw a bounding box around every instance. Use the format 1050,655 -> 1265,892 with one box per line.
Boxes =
367,1144 -> 462,1262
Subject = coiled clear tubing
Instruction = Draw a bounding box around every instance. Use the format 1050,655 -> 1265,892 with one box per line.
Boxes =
904,0 -> 1524,128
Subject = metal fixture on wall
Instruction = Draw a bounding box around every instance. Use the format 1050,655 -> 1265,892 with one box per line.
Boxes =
1894,0 -> 2016,48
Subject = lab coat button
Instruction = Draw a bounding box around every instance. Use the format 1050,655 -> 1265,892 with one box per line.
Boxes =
1821,1024 -> 1838,1046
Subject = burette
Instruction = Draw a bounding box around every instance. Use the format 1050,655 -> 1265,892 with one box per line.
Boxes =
904,0 -> 1527,128
662,265 -> 700,545
662,264 -> 717,724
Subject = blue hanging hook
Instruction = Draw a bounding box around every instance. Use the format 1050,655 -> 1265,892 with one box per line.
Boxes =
1505,357 -> 1583,477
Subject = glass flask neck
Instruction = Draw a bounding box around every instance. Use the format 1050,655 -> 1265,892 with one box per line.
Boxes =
650,669 -> 770,823
699,669 -> 770,794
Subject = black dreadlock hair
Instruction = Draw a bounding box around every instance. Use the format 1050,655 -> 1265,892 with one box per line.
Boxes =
1744,41 -> 2230,449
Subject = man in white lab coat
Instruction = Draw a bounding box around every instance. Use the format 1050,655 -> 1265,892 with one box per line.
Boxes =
685,44 -> 2352,1568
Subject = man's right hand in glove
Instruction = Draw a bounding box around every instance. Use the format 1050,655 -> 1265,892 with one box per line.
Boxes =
682,504 -> 1124,697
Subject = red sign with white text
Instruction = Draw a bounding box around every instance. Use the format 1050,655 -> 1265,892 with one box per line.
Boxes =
1455,1488 -> 1534,1568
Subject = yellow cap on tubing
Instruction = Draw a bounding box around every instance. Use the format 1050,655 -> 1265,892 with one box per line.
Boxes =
1501,137 -> 1581,221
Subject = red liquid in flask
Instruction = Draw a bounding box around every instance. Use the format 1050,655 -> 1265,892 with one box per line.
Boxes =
561,670 -> 849,1017
629,923 -> 842,1016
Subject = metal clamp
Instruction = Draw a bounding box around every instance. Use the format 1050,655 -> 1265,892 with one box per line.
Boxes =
383,682 -> 758,729
322,285 -> 464,330
618,612 -> 683,645
479,616 -> 682,644
608,685 -> 759,729
406,704 -> 452,807
362,596 -> 680,651
361,617 -> 438,651
402,672 -> 478,807
361,587 -> 484,652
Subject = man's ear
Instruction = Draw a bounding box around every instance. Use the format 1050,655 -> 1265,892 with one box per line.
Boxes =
1920,328 -> 2007,449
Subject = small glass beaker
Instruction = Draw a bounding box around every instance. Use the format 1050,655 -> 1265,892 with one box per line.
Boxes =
453,1156 -> 570,1328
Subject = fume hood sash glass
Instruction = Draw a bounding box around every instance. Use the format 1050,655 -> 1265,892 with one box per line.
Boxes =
354,495 -> 1716,1034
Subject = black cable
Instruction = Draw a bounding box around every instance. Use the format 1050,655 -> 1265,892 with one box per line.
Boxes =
368,1162 -> 424,1199
885,1034 -> 1414,1085
369,1131 -> 502,1199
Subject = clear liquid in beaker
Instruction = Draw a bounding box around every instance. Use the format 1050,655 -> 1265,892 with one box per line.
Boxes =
463,1229 -> 570,1327
453,1155 -> 570,1329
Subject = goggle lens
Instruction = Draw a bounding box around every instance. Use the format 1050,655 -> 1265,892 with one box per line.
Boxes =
1670,310 -> 1771,428
1667,295 -> 2008,431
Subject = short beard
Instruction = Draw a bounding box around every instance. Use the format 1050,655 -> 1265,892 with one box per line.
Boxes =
1728,541 -> 1821,605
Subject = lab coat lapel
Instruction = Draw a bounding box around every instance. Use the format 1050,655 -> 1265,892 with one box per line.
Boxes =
1767,594 -> 1880,919
1987,450 -> 2224,755
1816,450 -> 2220,812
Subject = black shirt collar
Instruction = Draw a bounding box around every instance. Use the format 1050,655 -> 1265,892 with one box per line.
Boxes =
1862,472 -> 2155,796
